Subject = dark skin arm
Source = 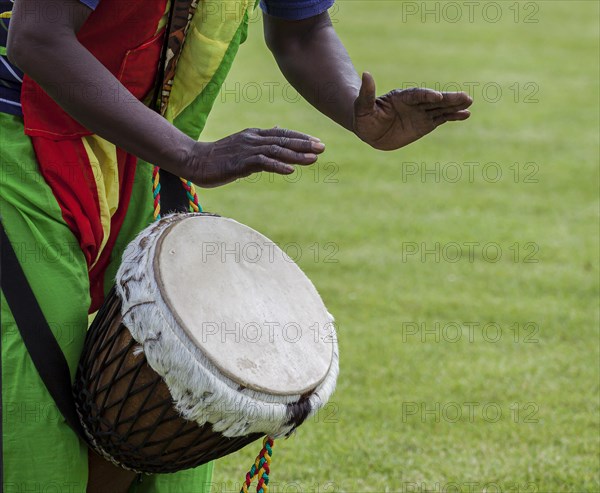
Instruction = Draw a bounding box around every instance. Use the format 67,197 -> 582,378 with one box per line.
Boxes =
263,11 -> 473,150
7,0 -> 325,187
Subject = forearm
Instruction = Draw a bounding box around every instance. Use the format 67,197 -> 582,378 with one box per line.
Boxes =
6,0 -> 327,189
8,21 -> 199,178
264,12 -> 361,132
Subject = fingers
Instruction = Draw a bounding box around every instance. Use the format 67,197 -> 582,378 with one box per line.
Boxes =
200,127 -> 323,186
249,155 -> 297,175
422,91 -> 473,110
258,136 -> 325,154
434,109 -> 471,125
257,127 -> 321,143
395,87 -> 443,105
427,98 -> 473,117
242,127 -> 324,178
354,72 -> 377,116
255,144 -> 319,166
440,91 -> 473,104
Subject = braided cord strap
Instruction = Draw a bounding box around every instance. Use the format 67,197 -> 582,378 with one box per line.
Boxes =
152,166 -> 162,220
180,177 -> 201,213
240,437 -> 274,493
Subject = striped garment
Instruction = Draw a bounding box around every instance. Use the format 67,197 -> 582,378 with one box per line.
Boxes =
0,1 -> 22,116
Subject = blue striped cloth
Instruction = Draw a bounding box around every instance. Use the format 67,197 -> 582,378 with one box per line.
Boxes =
0,1 -> 23,116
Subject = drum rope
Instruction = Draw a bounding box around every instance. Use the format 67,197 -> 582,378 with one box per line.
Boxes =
152,166 -> 162,220
240,437 -> 274,493
180,178 -> 200,213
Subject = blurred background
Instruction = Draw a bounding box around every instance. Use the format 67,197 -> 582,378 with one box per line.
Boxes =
199,2 -> 599,491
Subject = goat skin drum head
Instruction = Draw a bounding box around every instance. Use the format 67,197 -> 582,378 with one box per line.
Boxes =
153,215 -> 334,396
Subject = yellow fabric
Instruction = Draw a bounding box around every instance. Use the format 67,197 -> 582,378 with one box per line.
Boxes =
165,0 -> 253,123
81,134 -> 120,267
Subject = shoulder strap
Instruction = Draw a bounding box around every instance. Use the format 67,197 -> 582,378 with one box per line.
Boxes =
0,221 -> 85,438
150,0 -> 196,214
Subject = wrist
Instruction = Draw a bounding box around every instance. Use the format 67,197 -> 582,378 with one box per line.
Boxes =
181,140 -> 213,184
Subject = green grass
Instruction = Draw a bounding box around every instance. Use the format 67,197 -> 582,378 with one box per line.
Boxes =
197,2 -> 599,492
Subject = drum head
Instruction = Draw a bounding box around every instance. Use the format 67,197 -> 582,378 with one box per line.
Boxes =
154,216 -> 334,396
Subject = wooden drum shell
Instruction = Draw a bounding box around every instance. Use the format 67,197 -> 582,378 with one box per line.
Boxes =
74,288 -> 261,474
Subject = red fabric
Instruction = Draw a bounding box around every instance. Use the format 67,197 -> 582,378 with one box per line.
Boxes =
31,137 -> 102,267
30,138 -> 139,312
21,0 -> 168,310
22,0 -> 168,138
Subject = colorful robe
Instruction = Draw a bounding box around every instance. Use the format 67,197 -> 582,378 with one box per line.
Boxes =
1,0 -> 255,490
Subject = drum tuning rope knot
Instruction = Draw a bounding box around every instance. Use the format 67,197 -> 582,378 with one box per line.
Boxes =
240,436 -> 275,493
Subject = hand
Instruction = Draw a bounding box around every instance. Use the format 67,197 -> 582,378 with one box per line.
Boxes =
187,127 -> 325,188
353,72 -> 473,151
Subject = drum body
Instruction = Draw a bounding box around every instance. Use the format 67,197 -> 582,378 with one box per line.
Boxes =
74,213 -> 338,473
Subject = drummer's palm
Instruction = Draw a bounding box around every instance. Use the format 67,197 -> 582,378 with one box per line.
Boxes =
353,73 -> 473,150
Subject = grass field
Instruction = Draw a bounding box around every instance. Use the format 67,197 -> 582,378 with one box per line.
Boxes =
198,2 -> 599,492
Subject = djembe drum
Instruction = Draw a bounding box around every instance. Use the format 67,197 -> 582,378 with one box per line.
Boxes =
73,213 -> 338,484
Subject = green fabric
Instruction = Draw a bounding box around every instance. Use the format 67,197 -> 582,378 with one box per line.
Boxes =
166,0 -> 253,136
1,112 -> 89,492
173,13 -> 250,140
0,113 -> 214,492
